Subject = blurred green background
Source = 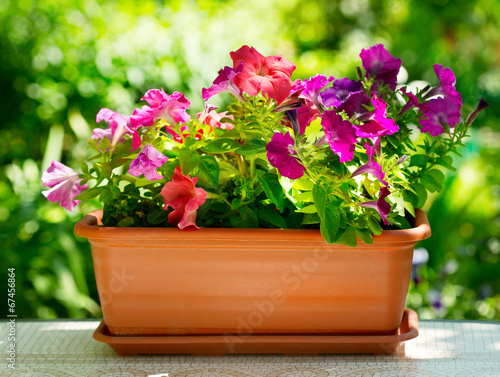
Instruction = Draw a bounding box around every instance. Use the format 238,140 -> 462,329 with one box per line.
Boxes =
0,0 -> 498,320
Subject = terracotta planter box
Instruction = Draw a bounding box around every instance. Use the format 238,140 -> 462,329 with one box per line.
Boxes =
75,209 -> 431,336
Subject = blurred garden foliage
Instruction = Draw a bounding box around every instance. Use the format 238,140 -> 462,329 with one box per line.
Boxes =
0,0 -> 499,320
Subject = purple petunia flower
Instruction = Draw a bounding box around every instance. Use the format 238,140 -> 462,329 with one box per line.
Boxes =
337,92 -> 371,118
358,187 -> 391,225
128,144 -> 168,181
351,143 -> 388,186
94,108 -> 140,149
41,161 -> 88,211
321,77 -> 363,108
130,89 -> 191,134
202,63 -> 245,102
360,44 -> 401,91
466,98 -> 490,126
320,110 -> 357,162
420,97 -> 461,137
266,132 -> 305,180
355,95 -> 399,140
425,64 -> 463,108
296,74 -> 335,110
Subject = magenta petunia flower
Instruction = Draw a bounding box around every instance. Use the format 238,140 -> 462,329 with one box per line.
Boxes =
360,44 -> 401,91
95,108 -> 139,149
230,45 -> 296,105
320,110 -> 357,162
425,64 -> 463,108
351,143 -> 388,186
355,95 -> 399,139
160,166 -> 207,229
128,144 -> 168,181
41,161 -> 88,211
202,63 -> 245,102
419,97 -> 461,137
283,105 -> 320,135
130,89 -> 191,130
266,132 -> 305,180
296,74 -> 334,110
358,187 -> 392,225
321,77 -> 363,108
399,87 -> 427,115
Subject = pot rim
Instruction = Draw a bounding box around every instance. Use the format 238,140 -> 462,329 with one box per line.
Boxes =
74,209 -> 431,244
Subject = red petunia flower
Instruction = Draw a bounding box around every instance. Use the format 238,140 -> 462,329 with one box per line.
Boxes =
230,45 -> 296,105
160,166 -> 207,229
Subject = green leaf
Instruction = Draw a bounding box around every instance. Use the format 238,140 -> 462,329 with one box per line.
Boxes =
409,154 -> 426,167
320,205 -> 340,244
99,188 -> 113,203
199,155 -> 219,188
367,216 -> 383,236
74,187 -> 104,200
231,198 -> 242,211
427,169 -> 446,190
238,206 -> 259,228
179,147 -> 200,175
338,226 -> 358,247
437,156 -> 456,171
258,173 -> 284,211
312,184 -> 327,220
294,177 -> 315,190
415,183 -> 428,208
234,139 -> 267,155
146,207 -> 168,225
135,177 -> 152,188
402,191 -> 416,217
356,228 -> 374,245
218,161 -> 240,184
80,162 -> 89,174
392,215 -> 412,229
296,204 -> 318,214
258,206 -> 287,228
219,129 -> 241,139
421,169 -> 445,193
201,138 -> 241,154
301,213 -> 320,225
117,217 -> 134,227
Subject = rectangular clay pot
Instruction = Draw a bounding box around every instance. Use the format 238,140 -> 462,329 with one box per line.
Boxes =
75,210 -> 431,336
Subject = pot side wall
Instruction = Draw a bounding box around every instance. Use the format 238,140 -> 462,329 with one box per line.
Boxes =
76,209 -> 430,335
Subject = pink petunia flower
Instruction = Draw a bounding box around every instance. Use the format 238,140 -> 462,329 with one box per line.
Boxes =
320,110 -> 358,162
351,143 -> 388,186
41,161 -> 88,211
160,166 -> 207,229
202,63 -> 245,102
130,89 -> 191,141
197,102 -> 235,131
419,97 -> 461,137
230,45 -> 296,105
358,187 -> 392,225
94,108 -> 140,149
360,44 -> 401,91
128,144 -> 168,181
266,131 -> 305,180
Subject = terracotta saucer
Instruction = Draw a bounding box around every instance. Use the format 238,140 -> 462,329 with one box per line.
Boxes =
93,308 -> 418,356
